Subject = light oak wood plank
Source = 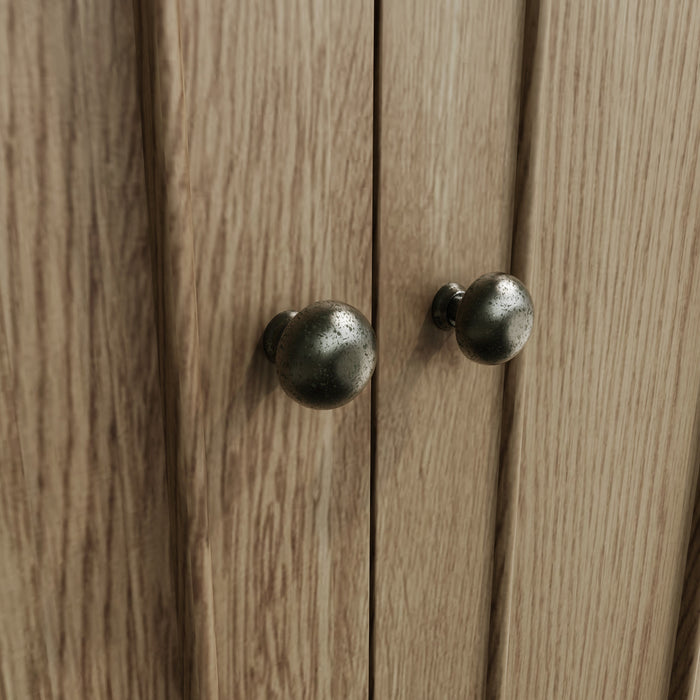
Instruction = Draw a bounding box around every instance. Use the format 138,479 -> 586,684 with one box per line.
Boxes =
0,0 -> 179,697
490,2 -> 700,697
132,2 -> 219,696
179,1 -> 374,697
374,2 -> 524,697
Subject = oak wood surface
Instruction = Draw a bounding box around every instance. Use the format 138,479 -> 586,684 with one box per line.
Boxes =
6,3 -> 700,698
0,1 -> 179,697
132,1 -> 220,697
178,1 -> 374,697
489,2 -> 700,697
373,2 -> 524,697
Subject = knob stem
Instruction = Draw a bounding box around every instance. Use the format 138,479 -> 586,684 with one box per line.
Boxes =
431,283 -> 466,330
262,310 -> 297,362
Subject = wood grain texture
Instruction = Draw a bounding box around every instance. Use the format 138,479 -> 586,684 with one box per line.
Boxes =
489,1 -> 700,697
0,296 -> 50,698
132,2 -> 219,697
373,2 -> 524,697
0,1 -> 179,697
178,1 -> 374,697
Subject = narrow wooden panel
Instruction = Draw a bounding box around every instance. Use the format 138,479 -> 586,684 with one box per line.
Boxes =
132,2 -> 219,696
490,2 -> 700,697
374,2 -> 524,697
0,1 -> 179,698
179,2 -> 374,697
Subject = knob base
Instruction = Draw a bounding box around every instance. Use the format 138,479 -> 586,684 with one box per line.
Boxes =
262,310 -> 297,362
431,283 -> 466,330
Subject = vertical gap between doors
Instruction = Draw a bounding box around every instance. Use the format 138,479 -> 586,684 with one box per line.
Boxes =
486,0 -> 541,695
369,0 -> 382,697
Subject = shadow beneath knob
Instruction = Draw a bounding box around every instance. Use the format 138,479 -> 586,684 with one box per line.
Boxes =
409,308 -> 453,363
389,308 -> 454,408
243,332 -> 279,419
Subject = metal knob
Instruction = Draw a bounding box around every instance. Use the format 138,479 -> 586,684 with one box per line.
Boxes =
431,273 -> 534,364
263,300 -> 376,409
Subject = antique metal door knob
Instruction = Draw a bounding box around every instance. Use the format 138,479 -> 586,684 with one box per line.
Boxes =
431,273 -> 534,364
263,300 -> 376,409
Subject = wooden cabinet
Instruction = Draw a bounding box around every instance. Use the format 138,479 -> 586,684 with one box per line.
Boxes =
2,1 -> 699,698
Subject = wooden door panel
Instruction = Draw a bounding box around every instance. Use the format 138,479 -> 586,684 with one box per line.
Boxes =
0,1 -> 178,697
490,2 -> 700,697
374,2 -> 524,696
179,2 -> 374,697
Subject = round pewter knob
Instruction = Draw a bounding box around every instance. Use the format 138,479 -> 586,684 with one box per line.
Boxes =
263,300 -> 376,409
431,273 -> 534,364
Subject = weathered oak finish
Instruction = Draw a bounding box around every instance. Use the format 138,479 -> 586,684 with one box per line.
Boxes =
179,1 -> 374,697
0,1 -> 178,697
373,2 -> 524,697
132,2 -> 220,697
490,2 -> 700,697
5,2 -> 700,697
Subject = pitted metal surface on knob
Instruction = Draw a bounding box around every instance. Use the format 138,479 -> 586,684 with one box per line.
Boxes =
432,273 -> 534,364
263,300 -> 376,409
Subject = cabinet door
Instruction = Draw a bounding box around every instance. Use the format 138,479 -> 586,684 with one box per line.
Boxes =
373,1 -> 524,697
489,2 -> 700,697
173,1 -> 375,697
1,1 -> 374,698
